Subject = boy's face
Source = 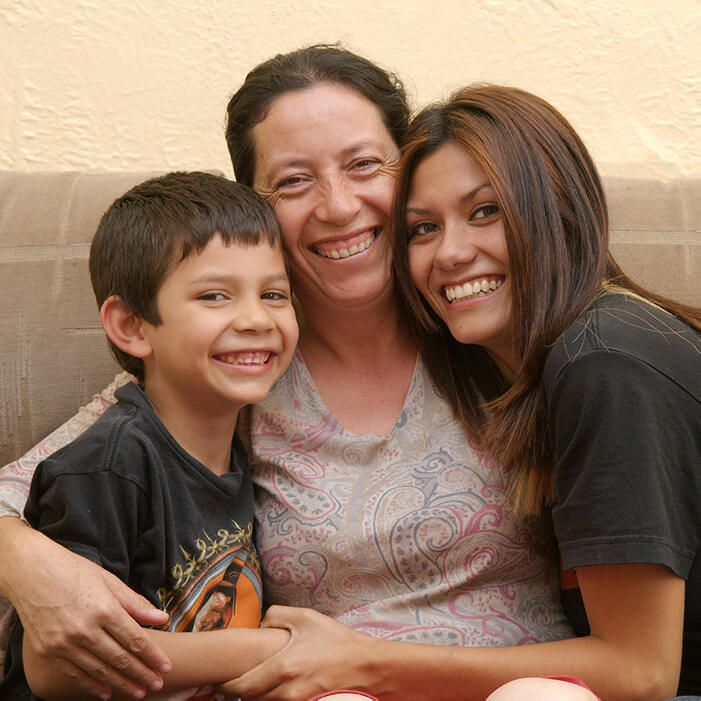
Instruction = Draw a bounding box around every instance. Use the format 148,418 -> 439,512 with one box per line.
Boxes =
140,234 -> 298,415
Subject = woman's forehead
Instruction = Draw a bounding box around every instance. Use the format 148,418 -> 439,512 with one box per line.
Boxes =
251,83 -> 397,168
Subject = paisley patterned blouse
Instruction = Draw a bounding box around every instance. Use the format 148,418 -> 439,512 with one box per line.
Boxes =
243,351 -> 572,647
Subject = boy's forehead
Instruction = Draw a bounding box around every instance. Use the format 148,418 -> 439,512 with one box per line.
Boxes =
170,236 -> 288,279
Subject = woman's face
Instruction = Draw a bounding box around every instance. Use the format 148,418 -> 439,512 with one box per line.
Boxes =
251,83 -> 400,311
406,142 -> 517,371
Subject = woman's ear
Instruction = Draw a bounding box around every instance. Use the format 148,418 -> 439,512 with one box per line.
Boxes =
100,295 -> 153,359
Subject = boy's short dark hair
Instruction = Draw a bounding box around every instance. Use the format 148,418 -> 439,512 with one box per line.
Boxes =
89,171 -> 284,382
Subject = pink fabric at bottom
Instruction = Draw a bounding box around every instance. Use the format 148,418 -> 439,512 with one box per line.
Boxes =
308,692 -> 379,701
548,676 -> 600,699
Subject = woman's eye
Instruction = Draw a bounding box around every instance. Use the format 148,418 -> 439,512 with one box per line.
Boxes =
471,203 -> 500,220
408,221 -> 440,239
350,158 -> 380,174
276,174 -> 310,191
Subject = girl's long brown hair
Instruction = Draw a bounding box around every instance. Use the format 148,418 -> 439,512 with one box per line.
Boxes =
392,85 -> 700,516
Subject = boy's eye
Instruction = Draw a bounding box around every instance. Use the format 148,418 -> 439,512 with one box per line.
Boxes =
408,221 -> 440,240
262,290 -> 289,302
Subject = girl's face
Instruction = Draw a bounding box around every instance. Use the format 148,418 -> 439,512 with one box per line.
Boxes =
406,142 -> 517,371
251,83 -> 401,312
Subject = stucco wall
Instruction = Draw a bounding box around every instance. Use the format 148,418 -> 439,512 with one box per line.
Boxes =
1,0 -> 699,178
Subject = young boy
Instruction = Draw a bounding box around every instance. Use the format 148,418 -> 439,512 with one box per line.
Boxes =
1,172 -> 298,700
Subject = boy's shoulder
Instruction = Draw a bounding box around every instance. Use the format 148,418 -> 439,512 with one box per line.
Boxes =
35,381 -> 166,483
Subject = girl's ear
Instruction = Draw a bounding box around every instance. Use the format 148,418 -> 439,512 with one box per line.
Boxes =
100,295 -> 153,359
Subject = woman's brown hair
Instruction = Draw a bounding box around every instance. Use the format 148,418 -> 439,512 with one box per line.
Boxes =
225,43 -> 409,187
392,84 -> 700,516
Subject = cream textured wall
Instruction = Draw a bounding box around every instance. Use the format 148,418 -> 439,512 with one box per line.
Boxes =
1,0 -> 699,178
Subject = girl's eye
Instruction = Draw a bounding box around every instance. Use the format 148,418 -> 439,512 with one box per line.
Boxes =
471,203 -> 500,220
408,221 -> 440,239
198,292 -> 226,302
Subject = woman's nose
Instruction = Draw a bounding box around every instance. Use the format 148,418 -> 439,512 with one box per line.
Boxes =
314,173 -> 361,225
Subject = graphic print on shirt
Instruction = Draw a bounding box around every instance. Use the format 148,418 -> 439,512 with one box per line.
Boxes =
157,520 -> 263,632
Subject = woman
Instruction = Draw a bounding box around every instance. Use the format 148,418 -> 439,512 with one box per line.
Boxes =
0,48 -> 573,700
391,85 -> 700,698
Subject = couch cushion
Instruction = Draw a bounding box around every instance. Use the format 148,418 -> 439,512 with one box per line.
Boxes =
0,171 -> 171,465
605,177 -> 700,306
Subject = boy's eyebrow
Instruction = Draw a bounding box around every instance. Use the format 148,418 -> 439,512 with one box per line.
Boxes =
191,272 -> 289,285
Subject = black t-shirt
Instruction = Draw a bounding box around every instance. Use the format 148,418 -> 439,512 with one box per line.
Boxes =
544,292 -> 701,695
1,382 -> 262,699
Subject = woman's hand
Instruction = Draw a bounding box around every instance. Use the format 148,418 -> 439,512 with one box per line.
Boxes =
218,606 -> 379,701
0,517 -> 171,699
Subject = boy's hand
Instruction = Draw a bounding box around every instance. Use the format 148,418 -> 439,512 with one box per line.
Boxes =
218,606 -> 376,701
2,519 -> 171,699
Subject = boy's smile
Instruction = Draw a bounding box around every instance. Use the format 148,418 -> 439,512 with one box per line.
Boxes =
139,235 -> 298,426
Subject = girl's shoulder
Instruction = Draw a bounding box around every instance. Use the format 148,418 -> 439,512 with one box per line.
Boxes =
544,291 -> 700,398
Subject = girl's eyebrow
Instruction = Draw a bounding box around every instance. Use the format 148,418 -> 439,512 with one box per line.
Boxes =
406,182 -> 492,215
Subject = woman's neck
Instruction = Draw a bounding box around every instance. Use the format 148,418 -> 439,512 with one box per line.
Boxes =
296,285 -> 415,367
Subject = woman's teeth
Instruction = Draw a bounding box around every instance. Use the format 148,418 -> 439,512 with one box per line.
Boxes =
444,278 -> 503,302
314,232 -> 376,259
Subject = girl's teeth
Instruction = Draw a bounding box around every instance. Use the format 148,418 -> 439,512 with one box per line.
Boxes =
444,278 -> 503,302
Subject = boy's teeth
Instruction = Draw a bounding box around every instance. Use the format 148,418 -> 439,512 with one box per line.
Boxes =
217,351 -> 271,365
315,232 -> 375,259
444,278 -> 503,302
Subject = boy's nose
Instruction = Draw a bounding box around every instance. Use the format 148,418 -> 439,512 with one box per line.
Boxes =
233,300 -> 275,333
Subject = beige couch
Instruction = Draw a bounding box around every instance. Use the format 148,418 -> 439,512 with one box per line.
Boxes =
0,170 -> 699,467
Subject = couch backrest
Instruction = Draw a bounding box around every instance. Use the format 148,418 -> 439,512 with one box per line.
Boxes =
1,170 -> 699,465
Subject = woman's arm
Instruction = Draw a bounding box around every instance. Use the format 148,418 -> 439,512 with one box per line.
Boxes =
0,517 -> 172,700
0,517 -> 172,698
24,625 -> 290,700
222,563 -> 682,701
0,373 -> 166,699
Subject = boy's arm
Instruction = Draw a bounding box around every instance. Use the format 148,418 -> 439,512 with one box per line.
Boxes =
24,625 -> 290,700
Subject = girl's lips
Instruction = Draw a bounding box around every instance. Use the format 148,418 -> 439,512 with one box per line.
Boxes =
443,276 -> 505,302
312,228 -> 378,260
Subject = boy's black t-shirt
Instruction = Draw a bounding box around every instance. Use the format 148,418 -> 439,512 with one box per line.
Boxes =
544,292 -> 701,695
1,381 -> 262,699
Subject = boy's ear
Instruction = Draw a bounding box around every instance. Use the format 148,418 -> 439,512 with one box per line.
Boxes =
100,295 -> 153,359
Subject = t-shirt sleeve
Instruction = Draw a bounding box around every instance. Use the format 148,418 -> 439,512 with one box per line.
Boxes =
547,349 -> 699,579
0,372 -> 130,519
24,439 -> 148,582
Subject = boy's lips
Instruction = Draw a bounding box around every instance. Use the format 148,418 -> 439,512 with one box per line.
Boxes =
213,350 -> 273,365
311,227 -> 378,260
